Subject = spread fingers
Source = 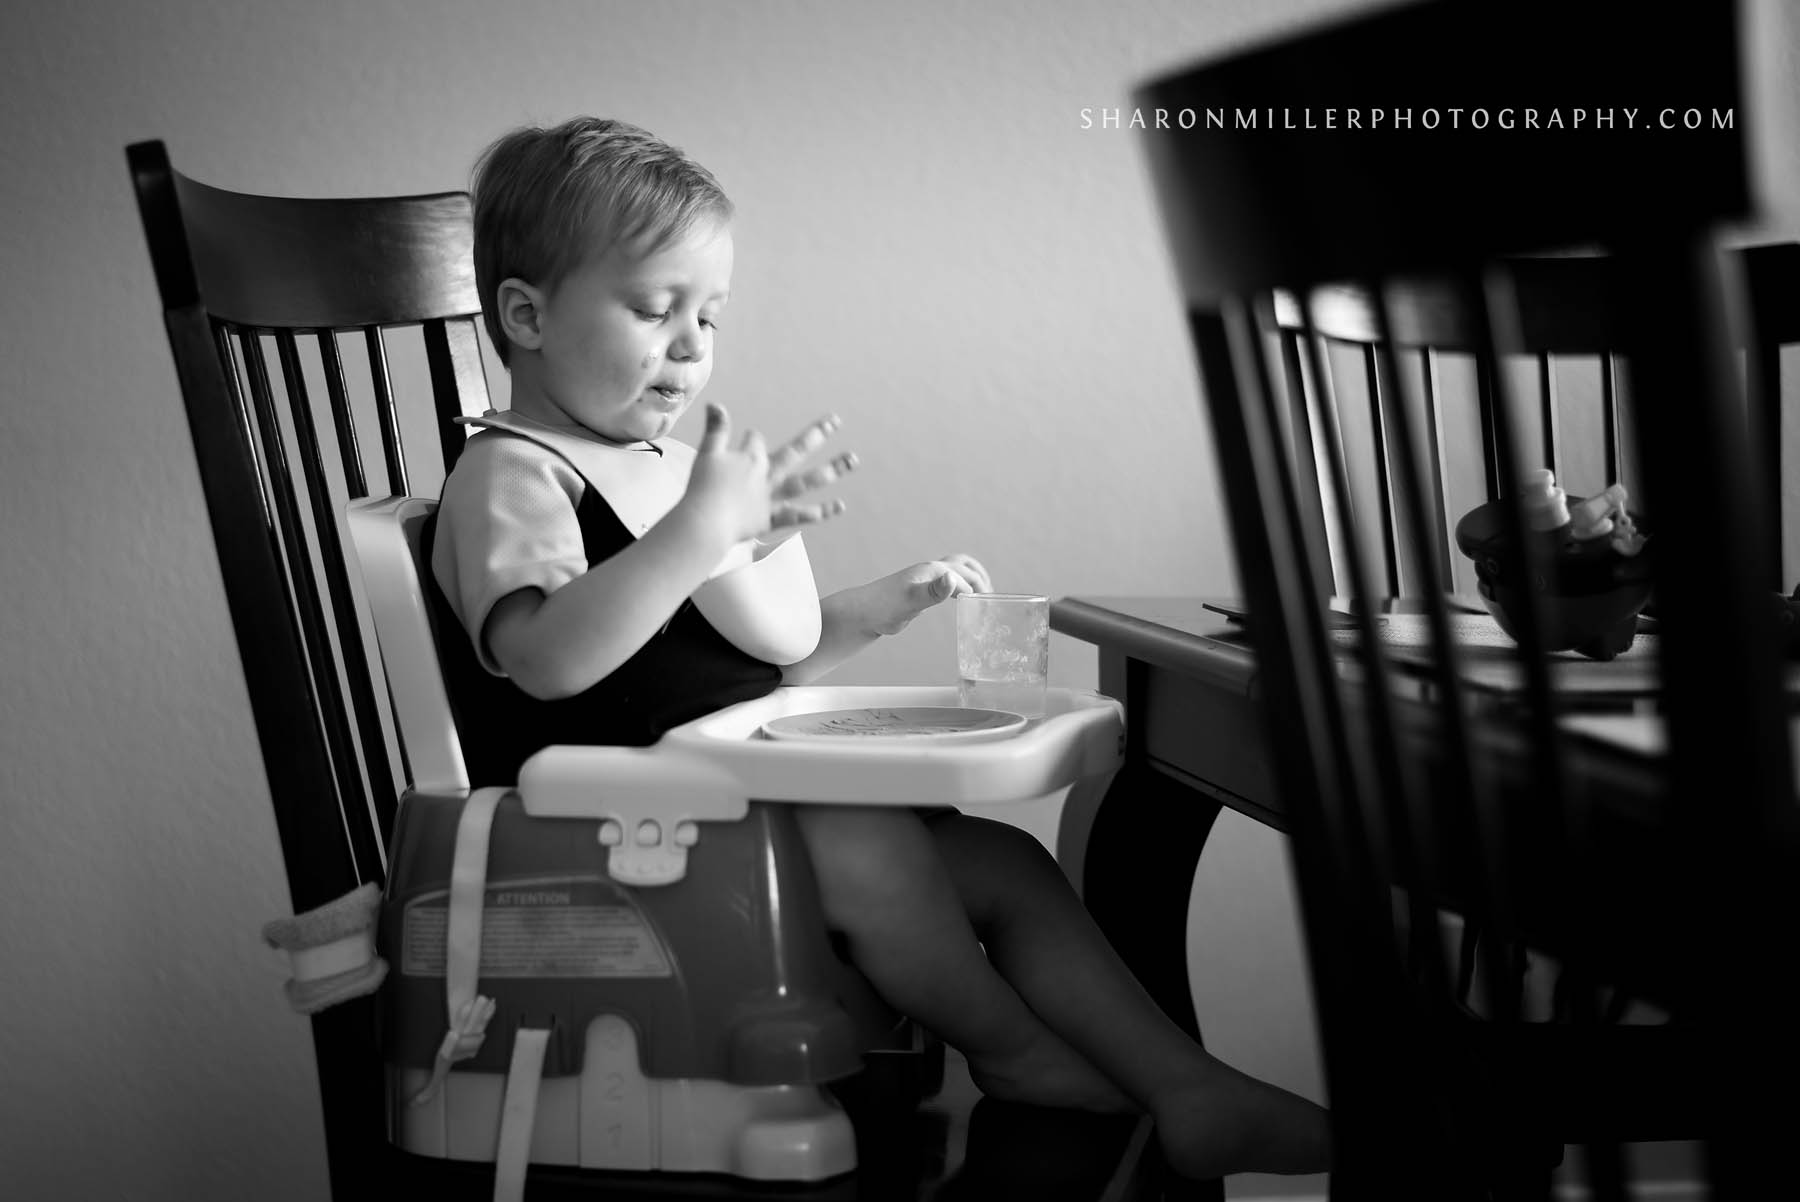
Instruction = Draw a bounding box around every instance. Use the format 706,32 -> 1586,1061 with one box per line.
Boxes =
770,497 -> 849,530
768,414 -> 843,476
773,451 -> 858,500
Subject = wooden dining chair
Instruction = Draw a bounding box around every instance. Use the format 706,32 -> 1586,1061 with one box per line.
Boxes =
127,138 -> 491,1200
1133,0 -> 1798,1198
1261,259 -> 1648,1015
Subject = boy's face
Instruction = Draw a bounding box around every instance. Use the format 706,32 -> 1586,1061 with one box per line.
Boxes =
527,219 -> 733,444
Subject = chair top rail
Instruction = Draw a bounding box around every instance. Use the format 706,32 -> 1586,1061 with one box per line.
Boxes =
130,139 -> 480,330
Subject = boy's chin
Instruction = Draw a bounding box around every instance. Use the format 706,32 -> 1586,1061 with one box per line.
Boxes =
649,405 -> 697,439
597,406 -> 682,443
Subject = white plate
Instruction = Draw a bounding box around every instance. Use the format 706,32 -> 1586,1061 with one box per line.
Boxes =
760,706 -> 1027,744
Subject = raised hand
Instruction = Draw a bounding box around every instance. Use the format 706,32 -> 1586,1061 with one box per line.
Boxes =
681,403 -> 857,545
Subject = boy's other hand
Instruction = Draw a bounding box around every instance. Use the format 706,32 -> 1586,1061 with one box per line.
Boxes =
859,553 -> 993,636
682,404 -> 856,544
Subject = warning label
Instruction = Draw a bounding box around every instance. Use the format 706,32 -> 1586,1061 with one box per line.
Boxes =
401,878 -> 672,978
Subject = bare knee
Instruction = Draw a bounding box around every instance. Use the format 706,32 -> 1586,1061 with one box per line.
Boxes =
930,814 -> 1077,926
795,806 -> 946,924
935,814 -> 1065,881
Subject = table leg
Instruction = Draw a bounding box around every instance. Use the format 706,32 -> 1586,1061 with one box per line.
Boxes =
1077,655 -> 1222,1040
1076,656 -> 1226,1202
1081,756 -> 1222,1042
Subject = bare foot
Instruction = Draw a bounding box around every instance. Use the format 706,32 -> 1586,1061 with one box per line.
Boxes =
965,1028 -> 1139,1114
1152,1073 -> 1332,1178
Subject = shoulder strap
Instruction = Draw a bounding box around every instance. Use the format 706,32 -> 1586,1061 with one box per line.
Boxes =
458,412 -> 685,536
459,412 -> 750,577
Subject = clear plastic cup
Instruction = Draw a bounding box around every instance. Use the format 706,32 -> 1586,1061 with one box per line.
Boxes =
955,593 -> 1049,718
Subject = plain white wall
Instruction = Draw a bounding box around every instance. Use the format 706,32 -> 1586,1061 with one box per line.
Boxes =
2,1 -> 1794,1199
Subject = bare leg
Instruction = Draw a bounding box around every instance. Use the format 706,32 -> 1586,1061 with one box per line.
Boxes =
794,805 -> 1131,1112
928,813 -> 1332,1179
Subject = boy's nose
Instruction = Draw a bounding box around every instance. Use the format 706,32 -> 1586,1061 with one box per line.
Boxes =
669,325 -> 707,363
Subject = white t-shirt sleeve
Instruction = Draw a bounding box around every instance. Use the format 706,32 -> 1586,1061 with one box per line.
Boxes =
431,432 -> 589,674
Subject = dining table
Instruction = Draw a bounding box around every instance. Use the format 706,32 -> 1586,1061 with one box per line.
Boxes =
1048,594 -> 1792,1038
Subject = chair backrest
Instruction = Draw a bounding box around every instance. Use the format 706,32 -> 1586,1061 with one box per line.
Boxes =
130,139 -> 489,908
1134,0 -> 1796,1194
1261,258 -> 1638,601
129,140 -> 489,1196
1269,245 -> 1800,604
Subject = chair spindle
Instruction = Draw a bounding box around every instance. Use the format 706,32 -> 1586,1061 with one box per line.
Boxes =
318,331 -> 368,501
365,325 -> 409,497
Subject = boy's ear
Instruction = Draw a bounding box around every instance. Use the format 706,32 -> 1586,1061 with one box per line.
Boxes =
495,278 -> 546,354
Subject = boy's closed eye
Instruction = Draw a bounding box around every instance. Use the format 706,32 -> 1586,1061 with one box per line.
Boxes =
633,305 -> 719,325
635,308 -> 720,331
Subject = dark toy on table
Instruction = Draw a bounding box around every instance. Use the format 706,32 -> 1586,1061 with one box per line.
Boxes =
1458,496 -> 1800,660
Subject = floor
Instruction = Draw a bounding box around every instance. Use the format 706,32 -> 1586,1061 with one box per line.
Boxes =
846,1048 -> 1158,1201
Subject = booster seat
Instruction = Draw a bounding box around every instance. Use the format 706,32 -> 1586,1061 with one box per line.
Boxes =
347,495 -> 1126,1191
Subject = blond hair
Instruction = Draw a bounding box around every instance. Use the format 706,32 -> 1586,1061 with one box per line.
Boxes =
471,117 -> 733,365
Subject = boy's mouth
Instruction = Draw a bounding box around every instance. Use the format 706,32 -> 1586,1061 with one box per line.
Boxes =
650,385 -> 685,401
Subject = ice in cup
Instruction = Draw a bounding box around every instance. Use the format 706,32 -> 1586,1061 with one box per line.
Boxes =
956,593 -> 1049,718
